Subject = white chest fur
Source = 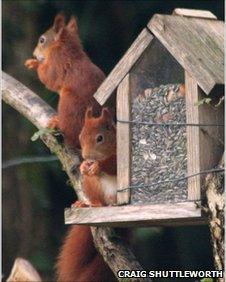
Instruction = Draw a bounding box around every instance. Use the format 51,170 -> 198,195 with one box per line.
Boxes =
100,173 -> 117,205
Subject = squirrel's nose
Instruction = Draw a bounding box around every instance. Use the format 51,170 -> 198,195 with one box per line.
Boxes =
33,48 -> 37,59
33,49 -> 44,62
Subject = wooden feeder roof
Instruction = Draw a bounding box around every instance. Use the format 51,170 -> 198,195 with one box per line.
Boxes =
94,9 -> 224,105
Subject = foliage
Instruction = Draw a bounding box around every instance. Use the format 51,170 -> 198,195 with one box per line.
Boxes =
30,128 -> 57,142
201,278 -> 213,282
195,96 -> 224,108
195,98 -> 212,106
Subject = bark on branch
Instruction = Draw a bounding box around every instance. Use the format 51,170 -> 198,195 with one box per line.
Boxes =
2,72 -> 147,282
204,153 -> 224,271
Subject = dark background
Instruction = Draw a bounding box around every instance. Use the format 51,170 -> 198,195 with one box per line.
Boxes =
3,1 -> 224,281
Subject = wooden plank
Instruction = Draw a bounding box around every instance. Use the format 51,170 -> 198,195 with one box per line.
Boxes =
94,28 -> 154,105
148,14 -> 224,94
173,8 -> 217,19
117,75 -> 131,205
65,202 -> 204,227
185,72 -> 201,201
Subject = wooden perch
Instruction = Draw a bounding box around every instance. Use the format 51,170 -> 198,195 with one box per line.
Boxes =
65,202 -> 205,227
2,71 -> 148,282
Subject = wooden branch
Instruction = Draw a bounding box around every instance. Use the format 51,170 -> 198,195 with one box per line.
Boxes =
2,72 -> 83,197
91,227 -> 149,280
6,258 -> 42,282
205,152 -> 224,270
2,72 -> 146,281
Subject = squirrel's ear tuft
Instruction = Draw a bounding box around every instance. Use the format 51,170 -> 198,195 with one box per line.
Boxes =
85,107 -> 93,120
101,108 -> 112,122
53,13 -> 66,32
67,16 -> 78,33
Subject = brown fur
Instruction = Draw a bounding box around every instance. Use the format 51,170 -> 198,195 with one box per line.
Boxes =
56,226 -> 116,282
79,108 -> 117,206
79,108 -> 116,165
25,14 -> 105,149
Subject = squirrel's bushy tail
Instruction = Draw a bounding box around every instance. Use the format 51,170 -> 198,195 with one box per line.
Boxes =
56,226 -> 116,282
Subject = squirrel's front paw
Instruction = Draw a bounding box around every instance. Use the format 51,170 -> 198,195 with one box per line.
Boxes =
88,161 -> 101,176
24,59 -> 39,70
48,115 -> 59,129
80,160 -> 101,176
80,161 -> 92,175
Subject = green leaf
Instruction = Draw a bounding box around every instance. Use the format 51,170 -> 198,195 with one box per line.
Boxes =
205,98 -> 212,104
201,278 -> 213,282
195,99 -> 204,106
31,128 -> 56,141
195,98 -> 212,106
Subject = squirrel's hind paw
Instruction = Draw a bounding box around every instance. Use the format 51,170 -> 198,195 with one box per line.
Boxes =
72,200 -> 89,208
48,115 -> 59,129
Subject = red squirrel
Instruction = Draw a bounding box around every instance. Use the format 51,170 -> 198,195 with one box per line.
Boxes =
25,14 -> 105,149
79,107 -> 117,207
56,108 -> 117,282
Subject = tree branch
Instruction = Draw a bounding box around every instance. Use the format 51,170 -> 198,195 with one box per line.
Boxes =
3,155 -> 58,169
204,152 -> 224,270
2,72 -> 83,197
2,72 -> 148,282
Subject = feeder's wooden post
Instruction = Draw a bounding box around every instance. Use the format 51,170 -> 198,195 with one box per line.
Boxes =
117,74 -> 131,205
185,72 -> 201,201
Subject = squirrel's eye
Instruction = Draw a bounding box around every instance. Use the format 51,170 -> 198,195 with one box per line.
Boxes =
39,36 -> 46,44
96,134 -> 104,144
